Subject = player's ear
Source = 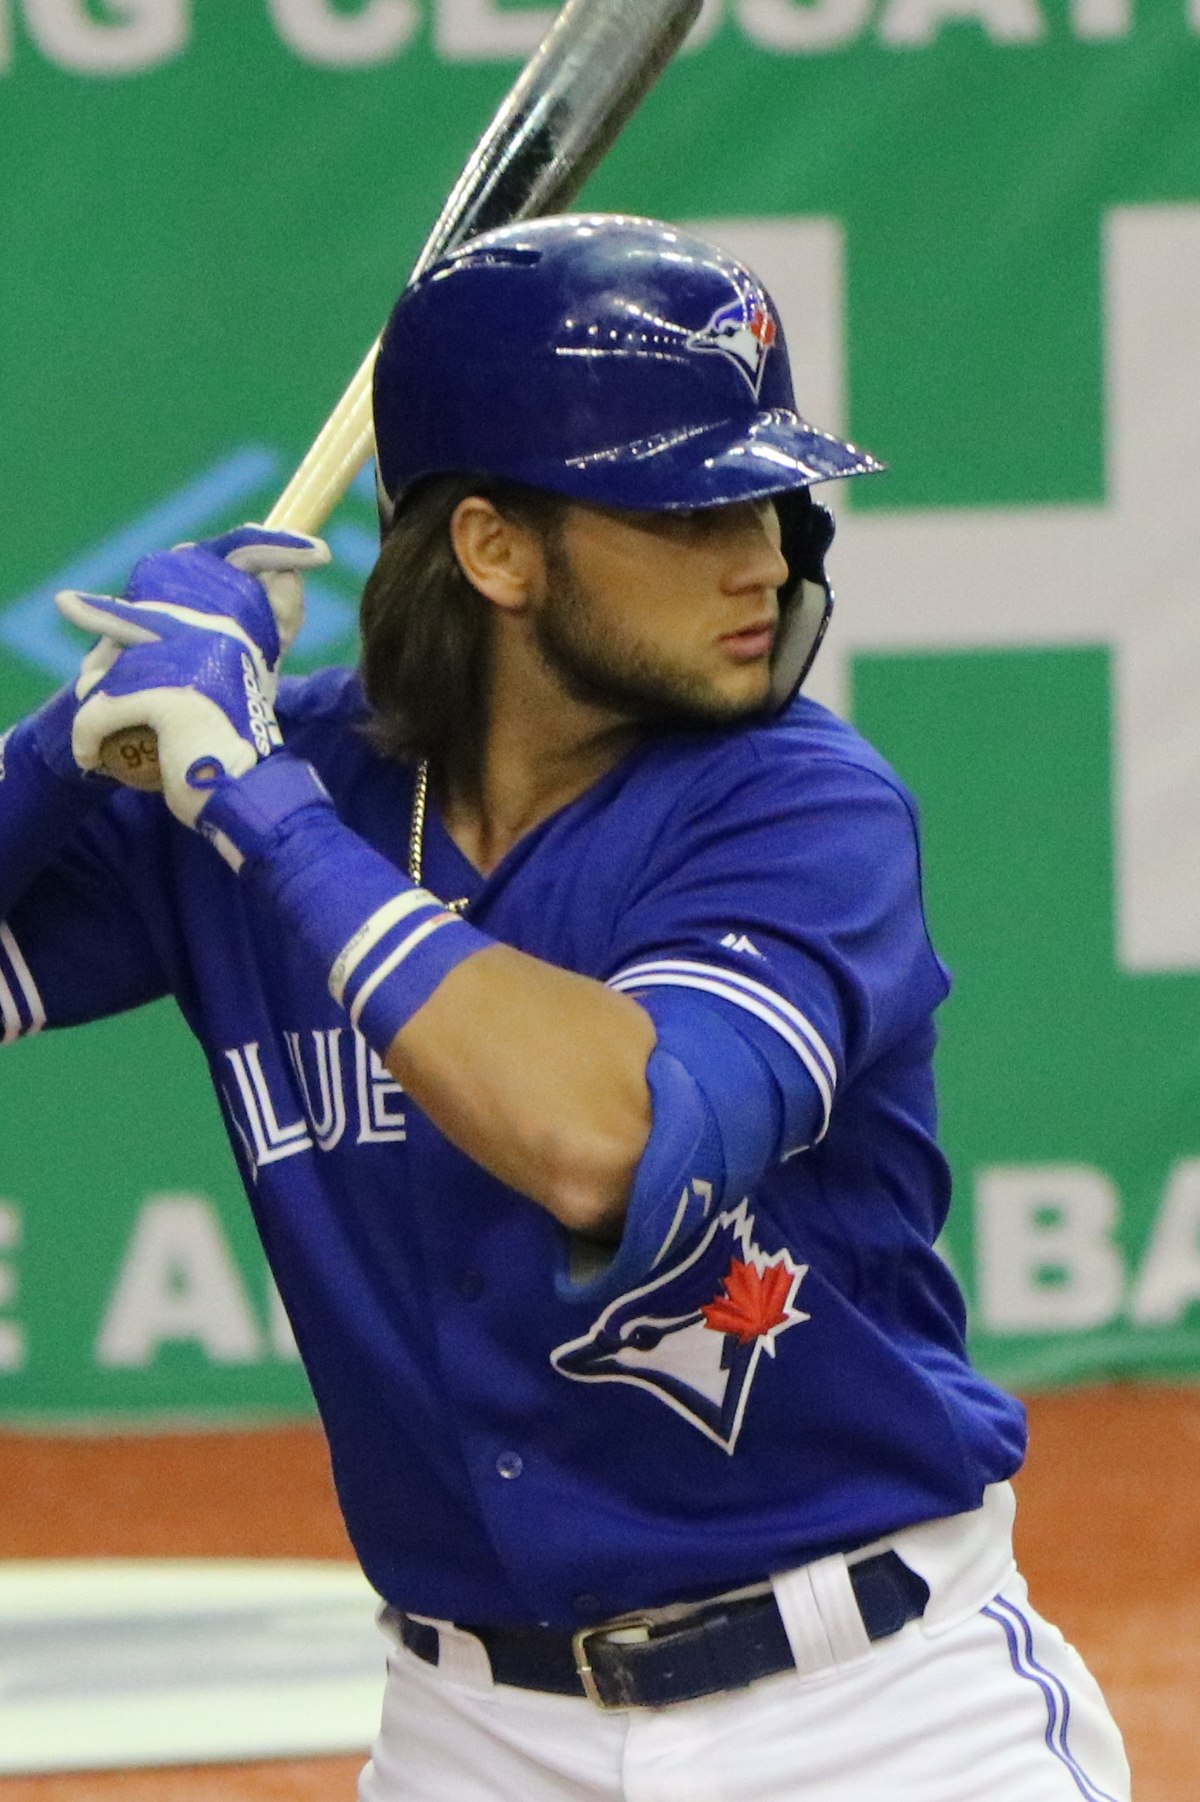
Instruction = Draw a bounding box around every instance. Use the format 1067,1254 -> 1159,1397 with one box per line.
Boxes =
449,496 -> 544,613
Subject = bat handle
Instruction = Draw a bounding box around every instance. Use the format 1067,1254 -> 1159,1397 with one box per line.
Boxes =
265,338 -> 377,535
95,345 -> 379,790
95,725 -> 166,793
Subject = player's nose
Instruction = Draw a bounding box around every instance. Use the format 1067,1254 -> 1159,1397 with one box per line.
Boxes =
722,503 -> 790,595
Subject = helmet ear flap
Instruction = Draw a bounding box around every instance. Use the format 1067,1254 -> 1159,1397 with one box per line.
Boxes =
776,491 -> 835,604
769,492 -> 837,711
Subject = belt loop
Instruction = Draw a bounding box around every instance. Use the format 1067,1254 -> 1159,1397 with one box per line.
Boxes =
772,1552 -> 871,1677
409,1614 -> 496,1691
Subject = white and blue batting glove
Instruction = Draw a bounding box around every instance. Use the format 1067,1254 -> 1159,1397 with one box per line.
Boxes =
55,526 -> 329,829
198,524 -> 329,659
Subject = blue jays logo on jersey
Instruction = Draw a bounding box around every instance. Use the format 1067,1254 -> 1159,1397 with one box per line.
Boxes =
551,1202 -> 809,1453
686,287 -> 778,398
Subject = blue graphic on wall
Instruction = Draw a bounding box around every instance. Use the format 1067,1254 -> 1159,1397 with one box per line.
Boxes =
0,450 -> 375,684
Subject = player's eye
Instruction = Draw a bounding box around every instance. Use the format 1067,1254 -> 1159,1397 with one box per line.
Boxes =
668,501 -> 776,538
640,507 -> 718,540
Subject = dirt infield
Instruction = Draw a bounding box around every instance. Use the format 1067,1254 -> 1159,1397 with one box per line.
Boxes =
0,1383 -> 1196,1800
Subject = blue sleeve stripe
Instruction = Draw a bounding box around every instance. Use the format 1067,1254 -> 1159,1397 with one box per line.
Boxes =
329,888 -> 445,1004
610,957 -> 837,1086
0,923 -> 46,1042
609,958 -> 832,1081
608,958 -> 835,1138
346,911 -> 460,1030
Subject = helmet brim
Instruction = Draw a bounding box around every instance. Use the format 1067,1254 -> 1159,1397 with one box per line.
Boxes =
551,408 -> 884,510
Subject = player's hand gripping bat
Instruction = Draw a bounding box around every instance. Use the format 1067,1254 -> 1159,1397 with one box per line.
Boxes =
95,0 -> 702,791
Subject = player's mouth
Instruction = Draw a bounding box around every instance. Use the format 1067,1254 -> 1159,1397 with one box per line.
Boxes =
719,619 -> 777,662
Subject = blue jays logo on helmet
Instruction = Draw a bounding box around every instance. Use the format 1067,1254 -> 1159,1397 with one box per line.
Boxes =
551,1203 -> 809,1454
686,285 -> 779,399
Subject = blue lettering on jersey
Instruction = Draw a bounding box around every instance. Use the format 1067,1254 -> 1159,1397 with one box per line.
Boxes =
551,1201 -> 809,1453
221,1028 -> 407,1176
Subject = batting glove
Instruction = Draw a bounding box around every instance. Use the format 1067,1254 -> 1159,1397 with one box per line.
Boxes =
200,524 -> 330,659
55,527 -> 328,830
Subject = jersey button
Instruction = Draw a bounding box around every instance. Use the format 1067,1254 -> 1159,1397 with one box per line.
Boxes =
458,1271 -> 484,1301
573,1593 -> 602,1619
495,1451 -> 524,1480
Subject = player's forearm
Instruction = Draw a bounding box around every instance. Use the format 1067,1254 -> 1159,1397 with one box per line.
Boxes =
200,756 -> 655,1230
384,944 -> 655,1232
198,760 -> 785,1282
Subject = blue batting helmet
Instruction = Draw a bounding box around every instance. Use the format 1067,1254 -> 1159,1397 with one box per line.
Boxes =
372,213 -> 883,701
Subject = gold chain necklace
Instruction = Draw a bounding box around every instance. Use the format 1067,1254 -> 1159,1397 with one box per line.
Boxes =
408,759 -> 471,914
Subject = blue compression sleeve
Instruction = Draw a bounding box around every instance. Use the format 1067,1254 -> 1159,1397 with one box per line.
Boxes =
639,982 -> 826,1167
562,985 -> 826,1301
0,695 -> 115,921
559,1045 -> 721,1301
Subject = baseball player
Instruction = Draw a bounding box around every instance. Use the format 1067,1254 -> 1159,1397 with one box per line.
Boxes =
0,216 -> 1129,1800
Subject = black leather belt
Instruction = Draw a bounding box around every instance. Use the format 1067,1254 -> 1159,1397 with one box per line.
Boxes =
397,1549 -> 930,1710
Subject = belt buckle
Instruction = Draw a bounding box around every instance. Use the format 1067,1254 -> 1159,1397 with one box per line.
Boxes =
571,1612 -> 657,1710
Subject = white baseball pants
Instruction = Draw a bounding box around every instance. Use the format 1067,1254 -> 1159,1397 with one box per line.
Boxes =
357,1485 -> 1131,1802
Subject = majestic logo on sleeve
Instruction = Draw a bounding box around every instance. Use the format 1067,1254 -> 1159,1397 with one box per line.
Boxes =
687,289 -> 778,398
551,1203 -> 809,1453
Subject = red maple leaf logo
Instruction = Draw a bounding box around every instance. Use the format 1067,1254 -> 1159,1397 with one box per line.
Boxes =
750,306 -> 777,348
700,1258 -> 794,1344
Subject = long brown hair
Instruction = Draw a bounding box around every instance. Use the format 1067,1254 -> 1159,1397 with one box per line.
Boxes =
359,474 -> 564,791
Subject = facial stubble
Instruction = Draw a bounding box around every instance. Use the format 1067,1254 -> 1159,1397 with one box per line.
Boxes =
531,537 -> 773,732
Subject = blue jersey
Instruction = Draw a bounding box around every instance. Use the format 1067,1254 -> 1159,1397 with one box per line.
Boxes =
3,669 -> 1026,1628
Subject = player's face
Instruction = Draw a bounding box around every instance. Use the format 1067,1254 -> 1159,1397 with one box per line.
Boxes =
529,498 -> 790,729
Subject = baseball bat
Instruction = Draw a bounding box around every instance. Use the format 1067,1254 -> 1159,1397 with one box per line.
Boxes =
97,0 -> 702,790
